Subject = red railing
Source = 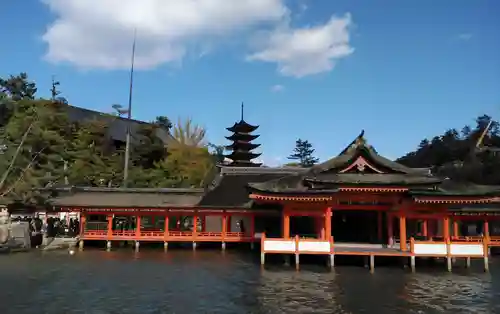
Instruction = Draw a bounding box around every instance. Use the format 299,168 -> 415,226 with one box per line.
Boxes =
81,230 -> 250,242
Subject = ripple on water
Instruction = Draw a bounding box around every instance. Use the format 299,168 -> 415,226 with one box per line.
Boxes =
1,251 -> 500,314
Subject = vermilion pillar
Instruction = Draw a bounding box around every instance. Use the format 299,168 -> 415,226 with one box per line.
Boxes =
222,214 -> 227,240
484,220 -> 490,237
443,217 -> 450,239
193,213 -> 198,236
283,208 -> 290,239
107,215 -> 113,238
80,214 -> 86,236
399,215 -> 407,251
453,220 -> 459,238
325,207 -> 332,240
164,215 -> 169,234
422,220 -> 428,238
136,215 -> 142,237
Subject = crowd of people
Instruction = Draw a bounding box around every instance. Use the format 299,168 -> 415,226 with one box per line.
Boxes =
12,216 -> 80,237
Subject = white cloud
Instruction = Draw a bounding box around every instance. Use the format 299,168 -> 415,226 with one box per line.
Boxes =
247,14 -> 354,77
271,84 -> 285,92
255,156 -> 284,167
41,0 -> 354,77
457,33 -> 473,41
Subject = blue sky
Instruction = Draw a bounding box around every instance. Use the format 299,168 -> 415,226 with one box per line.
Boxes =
1,0 -> 499,166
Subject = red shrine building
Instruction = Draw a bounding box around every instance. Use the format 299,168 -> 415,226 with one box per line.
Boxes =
44,118 -> 500,270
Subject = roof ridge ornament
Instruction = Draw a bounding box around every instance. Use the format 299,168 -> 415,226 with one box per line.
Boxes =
347,130 -> 366,152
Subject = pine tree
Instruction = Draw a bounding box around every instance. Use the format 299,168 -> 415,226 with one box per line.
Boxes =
1,98 -> 71,203
288,139 -> 319,167
68,119 -> 123,187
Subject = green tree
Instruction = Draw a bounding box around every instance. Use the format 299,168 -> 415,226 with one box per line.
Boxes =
208,143 -> 226,164
288,139 -> 319,167
154,116 -> 173,131
172,117 -> 206,147
67,119 -> 123,187
0,72 -> 37,101
0,98 -> 71,203
397,114 -> 500,185
155,117 -> 215,187
126,123 -> 169,187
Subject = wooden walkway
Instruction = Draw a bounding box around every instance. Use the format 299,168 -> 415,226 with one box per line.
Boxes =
260,235 -> 493,272
333,243 -> 411,256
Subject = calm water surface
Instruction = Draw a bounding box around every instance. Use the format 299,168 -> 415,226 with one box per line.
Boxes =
1,249 -> 499,314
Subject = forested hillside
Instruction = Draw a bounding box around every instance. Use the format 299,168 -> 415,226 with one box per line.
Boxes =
0,73 -> 221,204
397,114 -> 500,185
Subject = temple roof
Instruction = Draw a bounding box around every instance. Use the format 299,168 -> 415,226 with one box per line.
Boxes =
47,187 -> 204,208
247,131 -> 500,198
409,180 -> 500,197
249,131 -> 441,194
197,166 -> 306,207
312,130 -> 429,176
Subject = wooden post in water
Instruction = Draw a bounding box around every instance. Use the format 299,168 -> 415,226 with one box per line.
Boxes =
222,214 -> 227,251
369,255 -> 375,273
465,257 -> 471,268
410,238 -> 416,272
328,236 -> 335,269
260,233 -> 266,266
294,235 -> 300,271
483,237 -> 489,272
446,238 -> 452,272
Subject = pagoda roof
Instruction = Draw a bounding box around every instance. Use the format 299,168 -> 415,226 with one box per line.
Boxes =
247,131 -> 500,200
225,151 -> 262,161
225,141 -> 261,151
225,133 -> 259,142
226,120 -> 259,133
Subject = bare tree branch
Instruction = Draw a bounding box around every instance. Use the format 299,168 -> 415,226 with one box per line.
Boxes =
1,147 -> 46,197
0,122 -> 34,191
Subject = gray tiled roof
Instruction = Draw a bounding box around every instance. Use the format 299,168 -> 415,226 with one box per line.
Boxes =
49,187 -> 204,208
66,105 -> 175,145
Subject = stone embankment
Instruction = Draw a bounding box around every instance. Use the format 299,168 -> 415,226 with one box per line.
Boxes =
0,222 -> 31,253
42,237 -> 79,251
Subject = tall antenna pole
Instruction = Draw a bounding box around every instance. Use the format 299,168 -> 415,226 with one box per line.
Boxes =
123,28 -> 137,187
240,102 -> 244,121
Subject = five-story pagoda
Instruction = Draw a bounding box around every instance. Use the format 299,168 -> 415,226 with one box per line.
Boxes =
225,103 -> 261,167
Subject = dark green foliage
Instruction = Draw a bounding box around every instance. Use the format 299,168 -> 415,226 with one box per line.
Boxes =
397,114 -> 500,184
154,116 -> 173,131
0,98 -> 72,203
67,119 -> 124,187
0,72 -> 37,101
288,139 -> 319,167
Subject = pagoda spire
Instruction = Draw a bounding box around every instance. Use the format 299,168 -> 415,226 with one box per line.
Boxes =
241,102 -> 244,121
225,103 -> 261,167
